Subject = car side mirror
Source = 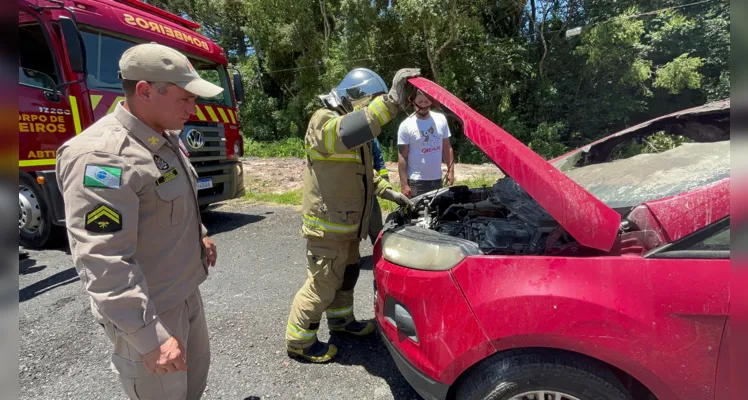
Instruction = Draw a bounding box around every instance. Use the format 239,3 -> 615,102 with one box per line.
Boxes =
232,70 -> 245,105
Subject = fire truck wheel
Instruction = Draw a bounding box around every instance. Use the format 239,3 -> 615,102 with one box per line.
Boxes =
19,173 -> 64,249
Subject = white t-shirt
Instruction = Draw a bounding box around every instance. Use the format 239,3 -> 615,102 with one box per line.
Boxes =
397,111 -> 451,181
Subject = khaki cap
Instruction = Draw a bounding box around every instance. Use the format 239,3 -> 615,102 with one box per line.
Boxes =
119,43 -> 223,98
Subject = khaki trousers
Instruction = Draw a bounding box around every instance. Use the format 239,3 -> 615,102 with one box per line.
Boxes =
286,238 -> 361,349
103,289 -> 210,400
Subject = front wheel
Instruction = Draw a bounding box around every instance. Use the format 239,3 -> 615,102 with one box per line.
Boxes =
454,351 -> 632,400
19,173 -> 64,249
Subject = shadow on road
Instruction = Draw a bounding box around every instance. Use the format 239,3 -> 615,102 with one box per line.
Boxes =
201,210 -> 267,236
19,267 -> 79,302
359,255 -> 374,271
19,259 -> 47,275
331,334 -> 420,400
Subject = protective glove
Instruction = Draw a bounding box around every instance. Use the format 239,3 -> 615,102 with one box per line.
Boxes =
380,188 -> 414,209
388,68 -> 421,111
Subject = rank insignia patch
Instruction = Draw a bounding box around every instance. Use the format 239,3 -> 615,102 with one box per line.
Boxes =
85,204 -> 122,233
154,155 -> 169,170
156,168 -> 179,186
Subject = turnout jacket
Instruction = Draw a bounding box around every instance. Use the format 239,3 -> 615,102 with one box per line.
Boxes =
301,95 -> 399,241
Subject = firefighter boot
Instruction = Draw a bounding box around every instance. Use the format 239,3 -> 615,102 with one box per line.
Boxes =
287,341 -> 338,363
329,318 -> 376,336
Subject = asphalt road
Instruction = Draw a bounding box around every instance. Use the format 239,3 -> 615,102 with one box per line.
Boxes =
19,202 -> 420,400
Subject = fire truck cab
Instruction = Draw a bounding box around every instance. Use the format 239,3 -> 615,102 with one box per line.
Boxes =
19,0 -> 246,248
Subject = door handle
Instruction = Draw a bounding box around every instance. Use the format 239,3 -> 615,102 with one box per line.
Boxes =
44,91 -> 61,102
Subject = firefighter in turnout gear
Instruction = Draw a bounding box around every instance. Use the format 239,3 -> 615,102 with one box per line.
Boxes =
286,68 -> 419,362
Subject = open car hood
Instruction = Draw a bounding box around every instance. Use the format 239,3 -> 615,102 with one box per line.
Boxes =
409,78 -> 620,252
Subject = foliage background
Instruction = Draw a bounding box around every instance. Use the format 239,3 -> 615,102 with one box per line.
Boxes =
146,0 -> 730,163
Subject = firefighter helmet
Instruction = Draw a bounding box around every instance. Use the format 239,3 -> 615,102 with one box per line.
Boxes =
319,68 -> 388,114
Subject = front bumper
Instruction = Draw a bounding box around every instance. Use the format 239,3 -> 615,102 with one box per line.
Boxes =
195,160 -> 245,205
374,258 -> 495,396
378,323 -> 449,400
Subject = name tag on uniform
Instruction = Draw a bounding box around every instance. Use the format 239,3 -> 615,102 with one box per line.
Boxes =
156,168 -> 179,186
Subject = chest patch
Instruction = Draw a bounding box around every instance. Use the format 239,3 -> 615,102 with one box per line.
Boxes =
156,168 -> 179,186
153,155 -> 169,171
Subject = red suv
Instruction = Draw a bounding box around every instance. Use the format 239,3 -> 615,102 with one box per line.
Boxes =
374,78 -> 730,400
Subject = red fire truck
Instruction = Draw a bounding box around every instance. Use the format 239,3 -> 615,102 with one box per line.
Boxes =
19,0 -> 246,248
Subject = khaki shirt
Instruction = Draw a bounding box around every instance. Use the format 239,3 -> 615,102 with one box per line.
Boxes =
56,102 -> 208,355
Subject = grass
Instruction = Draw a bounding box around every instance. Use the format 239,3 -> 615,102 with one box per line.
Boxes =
244,138 -> 305,158
243,189 -> 303,205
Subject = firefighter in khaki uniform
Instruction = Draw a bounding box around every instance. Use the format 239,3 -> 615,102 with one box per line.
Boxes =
286,68 -> 419,362
56,43 -> 221,400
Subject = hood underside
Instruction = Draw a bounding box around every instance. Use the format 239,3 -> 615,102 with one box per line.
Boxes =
408,78 -> 621,252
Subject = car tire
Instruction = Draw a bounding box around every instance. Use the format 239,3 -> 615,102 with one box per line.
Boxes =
454,350 -> 632,400
19,173 -> 64,249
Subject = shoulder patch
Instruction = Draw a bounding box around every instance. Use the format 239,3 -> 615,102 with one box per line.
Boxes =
84,165 -> 122,189
156,168 -> 179,186
153,155 -> 169,170
85,204 -> 122,233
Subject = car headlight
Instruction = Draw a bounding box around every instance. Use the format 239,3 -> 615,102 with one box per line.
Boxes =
381,227 -> 480,271
234,141 -> 242,156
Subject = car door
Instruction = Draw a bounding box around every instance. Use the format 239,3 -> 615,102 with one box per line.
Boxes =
18,6 -> 80,172
646,217 -> 730,400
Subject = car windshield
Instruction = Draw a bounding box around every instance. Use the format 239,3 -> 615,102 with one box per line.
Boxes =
80,28 -> 232,107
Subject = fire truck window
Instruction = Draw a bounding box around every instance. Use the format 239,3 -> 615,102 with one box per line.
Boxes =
80,28 -> 232,107
80,30 -> 134,91
19,18 -> 59,90
190,62 -> 231,107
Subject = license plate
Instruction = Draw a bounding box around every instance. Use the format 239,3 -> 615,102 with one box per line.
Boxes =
197,178 -> 213,190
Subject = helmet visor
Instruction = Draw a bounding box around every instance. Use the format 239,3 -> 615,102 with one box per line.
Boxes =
334,69 -> 388,103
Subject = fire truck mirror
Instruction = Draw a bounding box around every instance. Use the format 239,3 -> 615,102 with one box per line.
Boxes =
232,70 -> 245,105
59,17 -> 87,75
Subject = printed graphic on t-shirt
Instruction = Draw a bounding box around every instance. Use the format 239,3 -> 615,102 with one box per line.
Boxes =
420,124 -> 442,154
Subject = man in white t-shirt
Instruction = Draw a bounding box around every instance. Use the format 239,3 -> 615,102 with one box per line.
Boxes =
397,90 -> 454,198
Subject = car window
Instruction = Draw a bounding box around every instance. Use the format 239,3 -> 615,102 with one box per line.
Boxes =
647,217 -> 730,259
688,226 -> 730,251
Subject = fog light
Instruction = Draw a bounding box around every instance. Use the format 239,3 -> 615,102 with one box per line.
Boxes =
235,163 -> 243,177
384,295 -> 418,342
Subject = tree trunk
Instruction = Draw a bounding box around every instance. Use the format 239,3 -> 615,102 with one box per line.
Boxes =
423,21 -> 439,81
423,0 -> 458,82
319,0 -> 330,55
529,0 -> 536,41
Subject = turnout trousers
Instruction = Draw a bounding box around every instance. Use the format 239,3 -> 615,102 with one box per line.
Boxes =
286,238 -> 361,349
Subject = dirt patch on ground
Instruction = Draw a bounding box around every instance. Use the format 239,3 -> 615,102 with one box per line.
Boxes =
241,157 -> 500,194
